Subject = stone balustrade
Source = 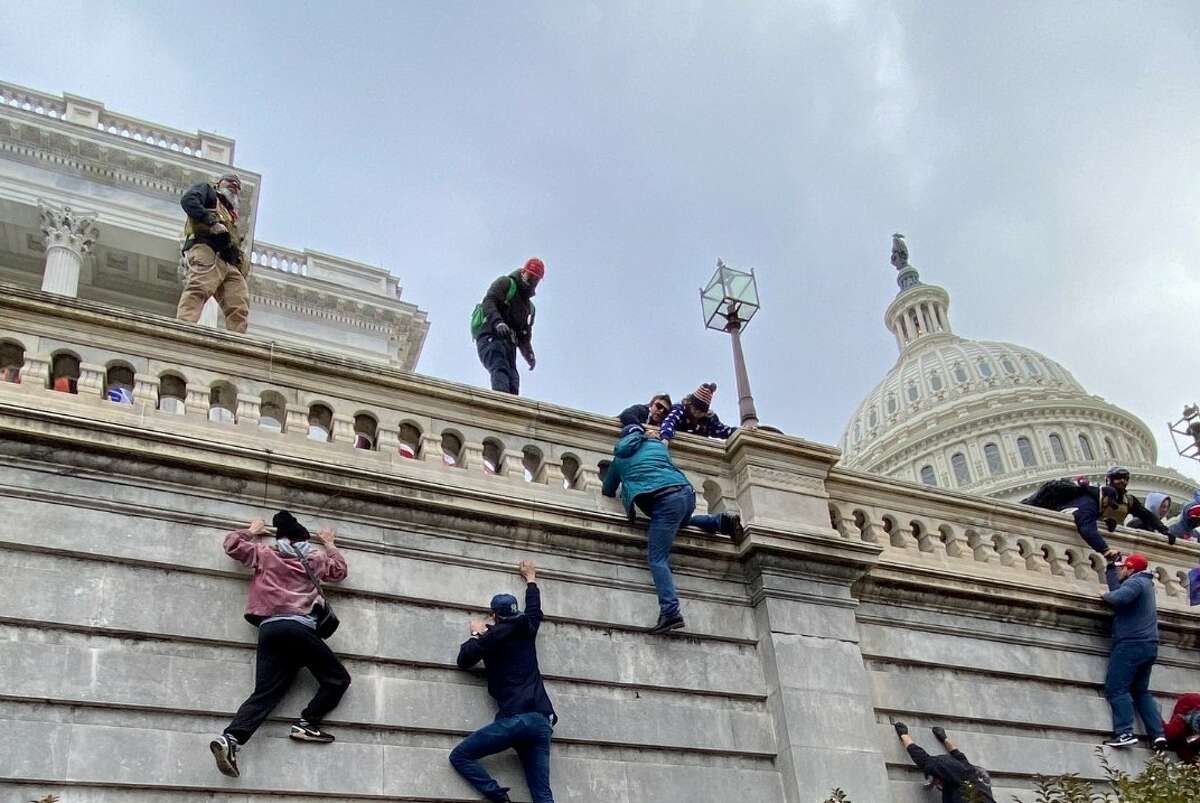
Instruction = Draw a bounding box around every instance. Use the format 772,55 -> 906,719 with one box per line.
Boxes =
250,243 -> 309,276
0,81 -> 68,118
1,281 -> 1198,803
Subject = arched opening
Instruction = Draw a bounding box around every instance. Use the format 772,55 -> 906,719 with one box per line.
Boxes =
307,403 -> 333,442
50,351 -> 80,394
209,382 -> 237,423
482,439 -> 504,474
919,465 -> 937,486
950,452 -> 971,486
522,445 -> 542,482
598,459 -> 612,485
353,413 -> 378,450
1048,433 -> 1067,463
983,442 -> 1004,475
560,453 -> 581,489
1078,433 -> 1095,461
0,340 -> 24,383
1104,436 -> 1117,459
441,431 -> 464,467
104,363 -> 135,404
259,391 -> 286,433
398,422 -> 422,459
158,373 -> 187,414
1017,436 -> 1037,467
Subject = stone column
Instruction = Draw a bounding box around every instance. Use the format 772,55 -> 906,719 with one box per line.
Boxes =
39,201 -> 99,297
727,430 -> 891,803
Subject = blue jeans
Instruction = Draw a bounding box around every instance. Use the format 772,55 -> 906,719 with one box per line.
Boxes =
1105,640 -> 1163,738
477,334 -> 519,394
639,485 -> 703,618
449,712 -> 554,802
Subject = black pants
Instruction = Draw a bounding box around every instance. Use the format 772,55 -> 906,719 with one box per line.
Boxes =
477,333 -> 519,394
225,620 -> 351,743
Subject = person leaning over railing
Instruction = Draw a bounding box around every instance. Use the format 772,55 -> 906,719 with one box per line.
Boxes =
1021,466 -> 1173,553
208,511 -> 350,779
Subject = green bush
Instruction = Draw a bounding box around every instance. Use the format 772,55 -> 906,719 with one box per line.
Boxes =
825,748 -> 1200,803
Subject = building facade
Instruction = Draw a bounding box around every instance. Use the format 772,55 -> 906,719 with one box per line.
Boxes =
0,80 -> 428,370
841,240 -> 1197,506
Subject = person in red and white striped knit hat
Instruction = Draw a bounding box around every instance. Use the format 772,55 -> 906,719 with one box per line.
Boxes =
658,382 -> 737,443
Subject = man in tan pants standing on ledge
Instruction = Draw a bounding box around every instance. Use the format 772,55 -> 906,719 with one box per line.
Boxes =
176,173 -> 250,333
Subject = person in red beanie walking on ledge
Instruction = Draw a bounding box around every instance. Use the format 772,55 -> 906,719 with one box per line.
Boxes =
658,382 -> 737,444
470,258 -> 543,395
1099,550 -> 1167,750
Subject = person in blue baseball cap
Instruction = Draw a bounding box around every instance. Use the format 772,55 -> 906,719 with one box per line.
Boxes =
450,560 -> 556,803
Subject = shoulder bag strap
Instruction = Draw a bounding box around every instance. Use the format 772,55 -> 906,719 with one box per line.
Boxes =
286,542 -> 325,598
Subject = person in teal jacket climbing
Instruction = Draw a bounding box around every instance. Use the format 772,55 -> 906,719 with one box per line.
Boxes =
601,423 -> 742,634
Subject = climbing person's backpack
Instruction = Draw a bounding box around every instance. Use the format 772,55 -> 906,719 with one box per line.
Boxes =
470,277 -> 518,340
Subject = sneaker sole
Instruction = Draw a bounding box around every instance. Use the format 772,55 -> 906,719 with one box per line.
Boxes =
1104,740 -> 1138,749
209,739 -> 239,777
289,730 -> 335,743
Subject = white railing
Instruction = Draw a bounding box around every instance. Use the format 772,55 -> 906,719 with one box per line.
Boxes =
250,244 -> 308,276
0,82 -> 67,119
95,109 -> 202,156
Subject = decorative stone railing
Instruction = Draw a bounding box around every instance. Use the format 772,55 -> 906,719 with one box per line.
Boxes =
0,79 -> 233,164
250,243 -> 309,276
1,282 -> 1197,609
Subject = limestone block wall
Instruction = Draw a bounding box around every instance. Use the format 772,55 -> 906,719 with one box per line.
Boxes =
0,284 -> 1197,803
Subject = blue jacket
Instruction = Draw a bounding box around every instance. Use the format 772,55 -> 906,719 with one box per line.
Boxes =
601,427 -> 690,520
1102,567 -> 1159,643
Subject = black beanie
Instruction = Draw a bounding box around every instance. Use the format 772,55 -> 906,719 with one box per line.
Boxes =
272,510 -> 310,542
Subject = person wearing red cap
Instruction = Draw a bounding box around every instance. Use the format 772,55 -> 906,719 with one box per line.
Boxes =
470,258 -> 543,395
659,382 -> 737,443
1099,550 -> 1167,750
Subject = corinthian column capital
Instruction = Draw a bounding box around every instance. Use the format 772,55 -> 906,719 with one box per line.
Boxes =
39,201 -> 99,256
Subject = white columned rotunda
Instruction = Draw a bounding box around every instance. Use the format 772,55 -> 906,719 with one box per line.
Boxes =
840,236 -> 1197,504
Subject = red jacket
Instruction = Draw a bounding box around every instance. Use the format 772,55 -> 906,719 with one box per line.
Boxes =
223,529 -> 348,619
1165,693 -> 1200,761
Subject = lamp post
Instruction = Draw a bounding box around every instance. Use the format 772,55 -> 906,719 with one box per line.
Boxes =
701,259 -> 760,429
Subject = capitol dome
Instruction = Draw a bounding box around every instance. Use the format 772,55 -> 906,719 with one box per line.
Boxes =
840,237 -> 1196,504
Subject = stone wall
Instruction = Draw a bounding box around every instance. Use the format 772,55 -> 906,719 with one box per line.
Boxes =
0,284 -> 1197,802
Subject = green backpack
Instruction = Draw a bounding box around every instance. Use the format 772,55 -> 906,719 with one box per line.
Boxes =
470,277 -> 531,339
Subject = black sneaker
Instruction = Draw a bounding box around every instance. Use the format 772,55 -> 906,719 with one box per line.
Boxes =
648,612 -> 685,634
209,734 -> 240,777
722,512 -> 746,545
1152,736 -> 1168,751
1103,733 -> 1137,748
290,720 -> 335,743
487,789 -> 512,803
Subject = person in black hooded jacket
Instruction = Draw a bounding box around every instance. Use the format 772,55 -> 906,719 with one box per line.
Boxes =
894,723 -> 995,803
450,560 -> 556,803
1022,467 -> 1172,552
473,258 -> 543,395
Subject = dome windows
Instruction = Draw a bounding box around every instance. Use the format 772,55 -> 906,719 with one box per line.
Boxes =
1078,433 -> 1095,461
977,359 -> 994,379
868,407 -> 879,429
983,442 -> 1004,475
906,380 -> 920,402
1017,436 -> 1037,467
951,452 -> 971,486
1000,357 -> 1017,375
1104,436 -> 1117,458
952,362 -> 969,384
885,393 -> 898,415
919,465 -> 937,486
1049,433 -> 1067,463
1022,356 -> 1042,377
929,370 -> 944,392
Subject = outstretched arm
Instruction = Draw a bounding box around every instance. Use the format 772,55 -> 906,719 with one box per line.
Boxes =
521,560 -> 543,636
659,405 -> 686,441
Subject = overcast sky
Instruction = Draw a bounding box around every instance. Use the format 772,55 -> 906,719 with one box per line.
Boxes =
3,1 -> 1198,479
